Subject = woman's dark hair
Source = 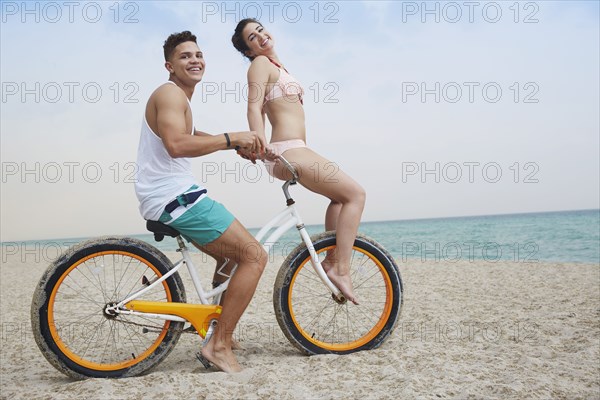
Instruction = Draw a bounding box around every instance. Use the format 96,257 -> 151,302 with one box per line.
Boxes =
163,31 -> 197,62
232,18 -> 262,60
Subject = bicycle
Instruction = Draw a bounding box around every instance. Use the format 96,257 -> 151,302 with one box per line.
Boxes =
31,156 -> 404,379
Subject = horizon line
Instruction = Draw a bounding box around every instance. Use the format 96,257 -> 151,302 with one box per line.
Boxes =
1,207 -> 598,244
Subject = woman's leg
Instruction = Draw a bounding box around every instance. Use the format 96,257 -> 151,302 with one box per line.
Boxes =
325,201 -> 342,231
272,147 -> 366,304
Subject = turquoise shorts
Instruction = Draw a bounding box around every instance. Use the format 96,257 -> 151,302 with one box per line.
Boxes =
159,196 -> 235,246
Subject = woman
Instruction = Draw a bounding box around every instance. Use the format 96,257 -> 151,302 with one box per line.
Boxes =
232,19 -> 365,304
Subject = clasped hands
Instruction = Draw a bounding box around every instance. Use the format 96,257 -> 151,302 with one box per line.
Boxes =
235,131 -> 278,163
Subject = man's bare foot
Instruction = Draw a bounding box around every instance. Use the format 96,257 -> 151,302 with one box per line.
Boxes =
231,338 -> 244,350
201,337 -> 242,373
322,261 -> 359,305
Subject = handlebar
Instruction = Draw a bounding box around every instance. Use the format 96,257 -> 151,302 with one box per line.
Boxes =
237,147 -> 298,180
276,155 -> 299,181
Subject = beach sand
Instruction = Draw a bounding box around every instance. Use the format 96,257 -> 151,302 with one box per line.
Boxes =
1,249 -> 598,399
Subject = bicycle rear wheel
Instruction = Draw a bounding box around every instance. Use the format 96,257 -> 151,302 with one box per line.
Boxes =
273,232 -> 403,355
31,237 -> 186,379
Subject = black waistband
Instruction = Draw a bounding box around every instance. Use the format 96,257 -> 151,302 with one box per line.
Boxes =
164,189 -> 207,214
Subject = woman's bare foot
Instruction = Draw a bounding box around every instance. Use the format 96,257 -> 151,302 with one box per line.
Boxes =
201,336 -> 242,373
321,260 -> 359,305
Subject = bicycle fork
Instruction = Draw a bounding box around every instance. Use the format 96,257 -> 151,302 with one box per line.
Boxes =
267,175 -> 345,303
281,199 -> 344,303
295,221 -> 345,303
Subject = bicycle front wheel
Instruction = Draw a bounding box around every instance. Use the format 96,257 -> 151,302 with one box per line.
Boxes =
273,231 -> 403,355
31,237 -> 186,379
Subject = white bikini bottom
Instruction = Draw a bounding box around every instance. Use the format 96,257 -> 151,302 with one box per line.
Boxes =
263,139 -> 306,177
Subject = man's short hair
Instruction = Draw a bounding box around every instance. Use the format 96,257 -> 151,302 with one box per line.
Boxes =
163,31 -> 197,61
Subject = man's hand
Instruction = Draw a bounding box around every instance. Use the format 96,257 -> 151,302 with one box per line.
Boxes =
230,131 -> 261,154
236,142 -> 279,163
230,131 -> 260,163
236,149 -> 257,163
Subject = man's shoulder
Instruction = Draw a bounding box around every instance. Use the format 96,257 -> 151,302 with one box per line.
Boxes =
152,82 -> 184,97
150,82 -> 186,107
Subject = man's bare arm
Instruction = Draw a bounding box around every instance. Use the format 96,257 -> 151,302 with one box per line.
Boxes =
193,129 -> 211,137
156,86 -> 258,157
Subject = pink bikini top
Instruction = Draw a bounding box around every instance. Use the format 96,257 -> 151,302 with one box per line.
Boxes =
263,58 -> 304,106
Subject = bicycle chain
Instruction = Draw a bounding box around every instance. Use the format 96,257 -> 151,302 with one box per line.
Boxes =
114,317 -> 197,334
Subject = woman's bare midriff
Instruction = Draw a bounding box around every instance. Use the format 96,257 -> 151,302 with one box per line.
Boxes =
264,96 -> 306,143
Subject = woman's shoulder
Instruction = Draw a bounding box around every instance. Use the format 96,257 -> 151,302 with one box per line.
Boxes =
247,56 -> 275,79
249,55 -> 272,68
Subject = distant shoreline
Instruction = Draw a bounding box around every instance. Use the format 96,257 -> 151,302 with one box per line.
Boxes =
2,209 -> 599,264
359,208 -> 600,225
2,208 -> 598,244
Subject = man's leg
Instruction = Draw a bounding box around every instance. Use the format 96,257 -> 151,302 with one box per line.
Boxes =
190,243 -> 234,290
190,242 -> 243,350
199,219 -> 267,372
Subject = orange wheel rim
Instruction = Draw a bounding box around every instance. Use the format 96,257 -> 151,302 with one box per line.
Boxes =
47,251 -> 172,371
287,245 -> 393,352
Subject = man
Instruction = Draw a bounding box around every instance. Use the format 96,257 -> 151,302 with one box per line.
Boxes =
135,31 -> 266,373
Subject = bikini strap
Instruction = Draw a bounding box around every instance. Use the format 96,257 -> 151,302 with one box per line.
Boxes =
266,57 -> 303,106
267,57 -> 289,74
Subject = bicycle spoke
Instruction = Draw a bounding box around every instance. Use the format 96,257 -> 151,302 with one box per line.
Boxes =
120,321 -> 146,358
353,268 -> 384,291
297,267 -> 324,284
89,257 -> 109,304
57,278 -> 106,308
55,309 -> 102,329
79,317 -> 108,360
100,319 -> 117,363
299,297 -> 336,333
118,261 -> 149,301
292,279 -> 328,298
289,293 -> 328,302
65,266 -> 107,303
321,304 -> 343,343
112,255 -> 138,300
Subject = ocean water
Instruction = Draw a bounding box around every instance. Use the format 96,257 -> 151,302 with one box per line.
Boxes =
2,209 -> 599,265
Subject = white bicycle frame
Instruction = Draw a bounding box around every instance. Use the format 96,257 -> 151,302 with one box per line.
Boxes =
111,156 -> 341,322
254,177 -> 340,297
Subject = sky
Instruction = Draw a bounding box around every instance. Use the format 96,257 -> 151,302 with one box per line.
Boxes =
1,0 -> 599,242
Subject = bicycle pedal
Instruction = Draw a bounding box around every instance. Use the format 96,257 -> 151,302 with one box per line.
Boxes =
195,352 -> 213,369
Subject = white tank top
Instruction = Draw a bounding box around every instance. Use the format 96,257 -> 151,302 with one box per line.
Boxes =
134,83 -> 204,221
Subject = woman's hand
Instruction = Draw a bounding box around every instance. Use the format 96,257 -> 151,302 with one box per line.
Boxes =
236,143 -> 278,163
262,144 -> 279,161
236,147 -> 257,163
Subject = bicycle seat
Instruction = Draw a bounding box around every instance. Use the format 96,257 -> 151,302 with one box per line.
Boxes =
146,220 -> 181,242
